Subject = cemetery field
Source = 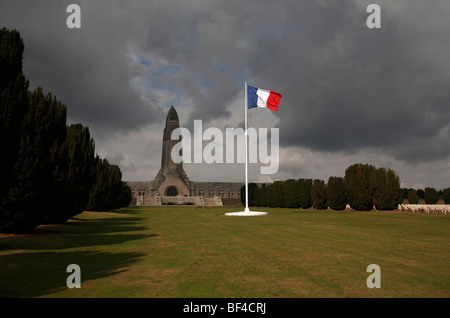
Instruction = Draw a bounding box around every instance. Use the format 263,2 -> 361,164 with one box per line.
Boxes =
0,206 -> 449,298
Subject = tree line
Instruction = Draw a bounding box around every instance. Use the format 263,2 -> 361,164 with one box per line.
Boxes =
241,163 -> 449,211
401,187 -> 450,205
0,28 -> 131,232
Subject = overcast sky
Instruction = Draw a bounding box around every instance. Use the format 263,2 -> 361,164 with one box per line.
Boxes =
1,0 -> 449,189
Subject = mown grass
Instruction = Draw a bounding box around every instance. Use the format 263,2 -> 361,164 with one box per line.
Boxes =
0,207 -> 448,298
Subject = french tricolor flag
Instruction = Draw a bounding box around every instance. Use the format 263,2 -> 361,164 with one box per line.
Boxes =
247,85 -> 282,111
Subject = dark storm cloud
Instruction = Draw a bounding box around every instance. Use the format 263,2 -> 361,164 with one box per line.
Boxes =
0,0 -> 163,132
142,1 -> 248,125
139,0 -> 450,164
240,0 -> 450,163
1,0 -> 449,167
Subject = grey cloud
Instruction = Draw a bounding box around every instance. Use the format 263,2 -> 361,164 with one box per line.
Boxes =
239,0 -> 450,163
136,0 -> 450,164
1,0 -> 449,187
0,0 -> 163,133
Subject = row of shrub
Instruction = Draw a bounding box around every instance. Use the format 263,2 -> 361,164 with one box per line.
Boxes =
242,164 -> 450,211
241,163 -> 405,211
401,187 -> 450,204
0,28 -> 131,232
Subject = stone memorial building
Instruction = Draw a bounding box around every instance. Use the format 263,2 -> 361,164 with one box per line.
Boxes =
126,106 -> 245,206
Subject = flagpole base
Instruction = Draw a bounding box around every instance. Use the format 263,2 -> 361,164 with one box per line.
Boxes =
224,209 -> 269,216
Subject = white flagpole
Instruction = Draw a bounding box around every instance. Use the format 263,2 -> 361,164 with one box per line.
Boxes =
224,82 -> 267,216
244,81 -> 249,212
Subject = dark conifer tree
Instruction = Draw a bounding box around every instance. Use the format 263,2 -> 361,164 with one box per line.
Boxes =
370,167 -> 386,209
298,178 -> 312,209
417,189 -> 425,199
424,187 -> 439,204
327,176 -> 346,210
270,181 -> 285,208
407,189 -> 419,204
10,88 -> 68,227
1,28 -> 131,232
266,184 -> 275,208
48,123 -> 97,222
401,188 -> 409,200
86,158 -> 131,211
240,185 -> 245,206
248,183 -> 258,207
253,184 -> 261,207
0,28 -> 30,232
443,188 -> 450,204
311,179 -> 327,210
118,182 -> 132,208
258,184 -> 267,207
371,168 -> 401,210
239,183 -> 258,207
283,179 -> 299,208
382,169 -> 402,210
344,163 -> 375,211
86,157 -> 109,211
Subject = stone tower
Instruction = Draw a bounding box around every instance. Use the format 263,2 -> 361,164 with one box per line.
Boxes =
153,106 -> 191,196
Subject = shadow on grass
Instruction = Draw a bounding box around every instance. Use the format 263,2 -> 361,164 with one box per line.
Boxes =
0,250 -> 145,297
61,217 -> 149,235
0,233 -> 158,251
0,216 -> 157,251
0,211 -> 157,297
109,207 -> 149,214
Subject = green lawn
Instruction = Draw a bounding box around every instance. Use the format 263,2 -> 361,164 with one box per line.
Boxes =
0,206 -> 449,298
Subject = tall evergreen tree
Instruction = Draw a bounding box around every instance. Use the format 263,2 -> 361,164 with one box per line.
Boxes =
258,184 -> 267,207
239,183 -> 259,207
9,88 -> 68,227
52,123 -> 96,222
298,178 -> 312,209
118,182 -> 132,208
424,187 -> 439,204
417,189 -> 425,199
443,188 -> 450,204
240,185 -> 245,206
248,183 -> 258,207
401,188 -> 409,200
407,189 -> 419,204
344,163 -> 375,211
266,184 -> 275,208
0,29 -> 30,232
86,157 -> 109,211
268,181 -> 285,208
383,169 -> 402,209
253,184 -> 261,207
327,176 -> 346,210
284,179 -> 299,208
0,28 -> 131,232
312,179 -> 327,210
370,167 -> 386,209
86,157 -> 131,211
371,168 -> 401,210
